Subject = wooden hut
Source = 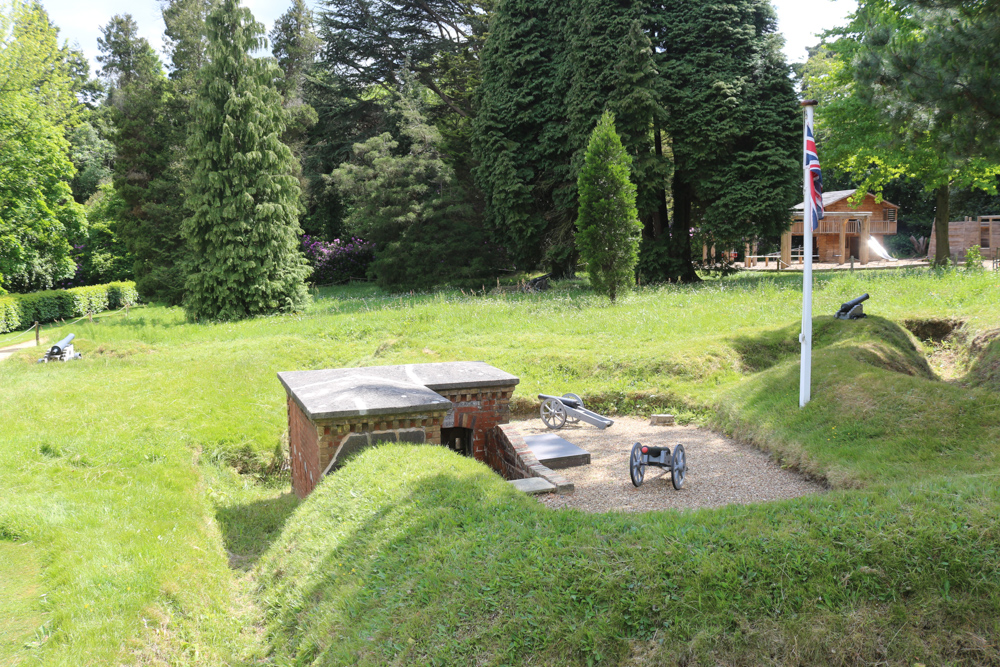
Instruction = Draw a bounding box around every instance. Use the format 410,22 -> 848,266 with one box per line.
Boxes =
927,216 -> 1000,261
785,190 -> 899,265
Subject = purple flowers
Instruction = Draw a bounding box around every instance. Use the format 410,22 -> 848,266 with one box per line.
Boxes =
301,235 -> 376,285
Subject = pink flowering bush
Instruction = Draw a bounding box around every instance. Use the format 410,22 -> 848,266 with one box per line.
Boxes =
301,236 -> 376,285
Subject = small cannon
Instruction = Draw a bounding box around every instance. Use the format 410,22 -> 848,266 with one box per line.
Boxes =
835,293 -> 869,320
629,442 -> 686,489
39,333 -> 82,363
537,393 -> 614,430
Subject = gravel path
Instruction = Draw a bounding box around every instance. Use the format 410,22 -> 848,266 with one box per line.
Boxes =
515,417 -> 822,513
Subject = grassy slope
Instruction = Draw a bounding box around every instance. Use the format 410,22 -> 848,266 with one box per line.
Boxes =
257,297 -> 1000,666
0,269 -> 997,664
259,447 -> 1000,666
0,541 -> 44,665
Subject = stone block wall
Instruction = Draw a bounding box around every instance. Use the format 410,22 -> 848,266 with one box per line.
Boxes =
437,385 -> 515,462
485,423 -> 573,494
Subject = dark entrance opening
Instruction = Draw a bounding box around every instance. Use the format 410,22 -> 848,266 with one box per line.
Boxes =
441,427 -> 473,457
849,236 -> 860,261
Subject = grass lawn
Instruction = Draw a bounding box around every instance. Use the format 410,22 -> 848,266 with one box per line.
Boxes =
0,541 -> 45,665
0,267 -> 998,664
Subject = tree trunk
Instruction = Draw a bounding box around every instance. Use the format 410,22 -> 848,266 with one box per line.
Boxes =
650,127 -> 666,238
933,184 -> 951,267
671,176 -> 701,283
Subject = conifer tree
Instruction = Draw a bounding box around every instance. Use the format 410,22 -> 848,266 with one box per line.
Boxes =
183,0 -> 309,320
576,112 -> 641,303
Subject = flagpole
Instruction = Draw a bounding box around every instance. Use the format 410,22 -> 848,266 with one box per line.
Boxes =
800,100 -> 818,408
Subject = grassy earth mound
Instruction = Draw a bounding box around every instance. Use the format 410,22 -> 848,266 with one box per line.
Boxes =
257,444 -> 1000,666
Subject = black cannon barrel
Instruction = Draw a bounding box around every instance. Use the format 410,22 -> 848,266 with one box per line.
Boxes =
49,333 -> 75,355
838,293 -> 869,313
537,393 -> 583,409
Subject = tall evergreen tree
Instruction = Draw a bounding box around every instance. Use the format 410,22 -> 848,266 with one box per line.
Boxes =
473,0 -> 663,275
183,0 -> 309,320
99,14 -> 189,303
270,0 -> 319,100
96,14 -> 161,88
331,76 -> 499,290
645,0 -> 799,282
576,112 -> 641,302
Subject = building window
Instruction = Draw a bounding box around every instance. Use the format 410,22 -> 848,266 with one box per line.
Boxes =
886,208 -> 896,222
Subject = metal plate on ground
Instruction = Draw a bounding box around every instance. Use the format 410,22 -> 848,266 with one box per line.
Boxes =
523,433 -> 591,469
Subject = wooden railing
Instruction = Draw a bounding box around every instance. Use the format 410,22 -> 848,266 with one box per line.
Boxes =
790,219 -> 897,235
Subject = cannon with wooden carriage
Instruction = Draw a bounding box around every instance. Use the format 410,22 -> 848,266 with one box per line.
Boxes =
537,393 -> 614,430
629,442 -> 686,489
38,333 -> 82,363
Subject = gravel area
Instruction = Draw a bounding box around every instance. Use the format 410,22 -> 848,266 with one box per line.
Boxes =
516,417 -> 823,513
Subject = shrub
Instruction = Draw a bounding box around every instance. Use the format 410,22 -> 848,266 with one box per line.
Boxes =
0,281 -> 140,333
301,236 -> 376,285
965,245 -> 985,272
575,111 -> 641,302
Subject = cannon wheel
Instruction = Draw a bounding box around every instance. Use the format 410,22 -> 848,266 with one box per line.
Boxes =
671,444 -> 686,490
541,398 -> 567,429
629,442 -> 646,487
562,393 -> 583,423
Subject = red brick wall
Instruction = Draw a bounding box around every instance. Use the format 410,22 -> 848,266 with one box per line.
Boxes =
436,386 -> 515,461
286,382 -> 517,498
484,423 -> 573,493
288,397 -> 320,499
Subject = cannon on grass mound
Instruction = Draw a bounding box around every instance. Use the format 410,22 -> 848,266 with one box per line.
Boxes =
629,442 -> 686,489
537,393 -> 614,430
38,333 -> 82,363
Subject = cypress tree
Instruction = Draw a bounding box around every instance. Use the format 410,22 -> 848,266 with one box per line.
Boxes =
576,111 -> 641,303
183,0 -> 309,320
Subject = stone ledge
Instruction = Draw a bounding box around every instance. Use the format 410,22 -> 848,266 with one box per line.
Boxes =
509,477 -> 556,495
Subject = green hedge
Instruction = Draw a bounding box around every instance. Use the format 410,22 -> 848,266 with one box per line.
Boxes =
0,282 -> 140,334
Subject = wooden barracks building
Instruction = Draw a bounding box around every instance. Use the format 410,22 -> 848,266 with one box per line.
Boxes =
786,189 -> 899,265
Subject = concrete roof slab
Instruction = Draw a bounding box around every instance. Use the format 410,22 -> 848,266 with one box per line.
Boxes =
278,362 -> 519,421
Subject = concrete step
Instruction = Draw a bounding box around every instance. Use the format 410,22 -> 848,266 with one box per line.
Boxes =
509,477 -> 557,495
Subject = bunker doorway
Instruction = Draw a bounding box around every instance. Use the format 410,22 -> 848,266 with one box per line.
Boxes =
441,427 -> 473,457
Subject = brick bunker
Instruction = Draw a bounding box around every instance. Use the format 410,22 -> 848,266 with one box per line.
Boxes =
279,361 -> 536,498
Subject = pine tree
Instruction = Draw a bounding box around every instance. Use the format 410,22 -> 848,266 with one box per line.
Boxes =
331,77 -> 498,290
576,111 -> 641,303
183,0 -> 309,320
99,14 -> 189,304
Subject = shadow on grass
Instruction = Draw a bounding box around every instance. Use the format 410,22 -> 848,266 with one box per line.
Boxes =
730,316 -> 932,376
215,492 -> 300,571
256,452 -> 1000,667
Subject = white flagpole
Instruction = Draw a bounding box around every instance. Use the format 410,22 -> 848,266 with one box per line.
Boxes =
800,100 -> 817,408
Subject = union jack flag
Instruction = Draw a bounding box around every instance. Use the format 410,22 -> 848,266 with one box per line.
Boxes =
805,123 -> 824,230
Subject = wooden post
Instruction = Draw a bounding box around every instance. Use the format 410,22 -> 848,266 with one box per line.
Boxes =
745,243 -> 752,268
781,230 -> 792,267
860,214 -> 871,265
838,219 -> 847,265
88,311 -> 93,323
35,321 -> 39,346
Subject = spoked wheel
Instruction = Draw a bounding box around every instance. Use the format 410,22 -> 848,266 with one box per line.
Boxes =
629,442 -> 646,487
541,398 -> 567,429
562,393 -> 583,423
671,444 -> 686,490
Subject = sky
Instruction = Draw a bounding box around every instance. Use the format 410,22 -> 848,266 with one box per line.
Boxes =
43,0 -> 858,74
